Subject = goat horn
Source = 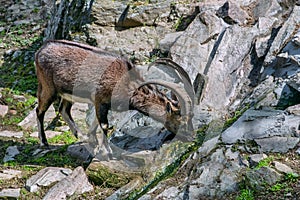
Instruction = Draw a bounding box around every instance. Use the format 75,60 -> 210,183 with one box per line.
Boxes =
148,58 -> 192,84
148,58 -> 195,105
138,80 -> 193,117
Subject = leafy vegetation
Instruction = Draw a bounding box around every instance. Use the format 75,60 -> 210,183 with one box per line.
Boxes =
48,131 -> 78,145
254,156 -> 274,169
0,88 -> 37,129
0,20 -> 44,96
236,189 -> 255,200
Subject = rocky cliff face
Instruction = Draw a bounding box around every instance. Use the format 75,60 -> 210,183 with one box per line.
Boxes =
84,0 -> 300,199
1,0 -> 300,199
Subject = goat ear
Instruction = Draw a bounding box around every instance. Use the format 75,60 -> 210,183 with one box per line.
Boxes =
166,102 -> 172,114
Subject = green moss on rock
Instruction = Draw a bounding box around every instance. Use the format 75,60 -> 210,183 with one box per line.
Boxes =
86,160 -> 136,188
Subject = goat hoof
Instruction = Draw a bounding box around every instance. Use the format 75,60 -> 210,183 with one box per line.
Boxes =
40,142 -> 49,148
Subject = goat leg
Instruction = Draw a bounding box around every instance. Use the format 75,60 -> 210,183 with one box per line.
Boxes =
98,103 -> 110,136
59,99 -> 81,138
36,84 -> 56,146
36,108 -> 49,146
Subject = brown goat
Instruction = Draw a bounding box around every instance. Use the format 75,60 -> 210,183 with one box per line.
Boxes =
35,40 -> 193,150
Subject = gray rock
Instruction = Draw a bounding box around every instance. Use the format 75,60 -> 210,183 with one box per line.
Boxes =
219,168 -> 239,194
106,177 -> 144,200
248,154 -> 268,167
286,104 -> 300,115
255,136 -> 299,153
0,130 -> 23,138
159,32 -> 183,54
264,5 -> 300,64
241,76 -> 275,108
0,169 -> 22,180
26,167 -> 73,192
0,188 -> 21,199
296,148 -> 300,155
196,136 -> 220,157
252,0 -> 282,19
170,10 -> 226,82
67,142 -> 92,161
91,0 -> 126,27
154,186 -> 181,200
118,2 -> 170,28
222,108 -> 300,144
287,74 -> 300,94
43,166 -> 93,200
272,161 -> 293,174
255,17 -> 280,58
3,146 -> 20,162
0,105 -> 8,117
246,166 -> 282,191
110,126 -> 173,153
188,149 -> 226,197
216,1 -> 249,25
225,148 -> 239,160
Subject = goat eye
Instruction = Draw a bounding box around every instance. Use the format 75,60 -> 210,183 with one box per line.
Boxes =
172,100 -> 179,107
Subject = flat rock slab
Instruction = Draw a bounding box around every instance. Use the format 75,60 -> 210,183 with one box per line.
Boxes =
222,109 -> 300,145
273,161 -> 293,174
0,188 -> 20,199
43,166 -> 93,200
0,130 -> 23,138
26,167 -> 72,192
0,169 -> 22,180
255,136 -> 299,153
3,146 -> 20,163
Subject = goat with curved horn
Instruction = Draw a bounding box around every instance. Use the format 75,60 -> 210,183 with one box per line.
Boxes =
35,40 -> 194,148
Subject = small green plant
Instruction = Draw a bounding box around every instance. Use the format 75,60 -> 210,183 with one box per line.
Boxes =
269,183 -> 285,192
48,131 -> 78,145
224,106 -> 249,130
255,156 -> 274,169
284,172 -> 299,182
236,189 -> 255,200
26,137 -> 39,145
